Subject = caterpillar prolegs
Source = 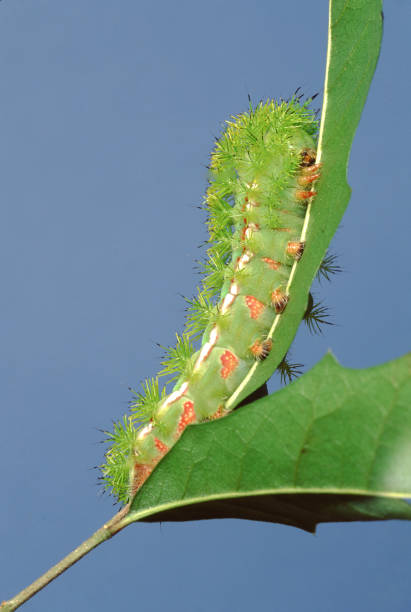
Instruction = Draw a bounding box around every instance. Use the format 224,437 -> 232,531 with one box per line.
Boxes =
102,98 -> 321,504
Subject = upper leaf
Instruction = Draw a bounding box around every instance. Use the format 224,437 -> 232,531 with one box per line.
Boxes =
226,0 -> 384,408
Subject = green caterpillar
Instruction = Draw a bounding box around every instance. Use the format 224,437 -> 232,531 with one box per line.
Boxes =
102,96 -> 323,504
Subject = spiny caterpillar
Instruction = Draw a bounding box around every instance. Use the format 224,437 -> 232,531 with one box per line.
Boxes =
102,97 -> 325,504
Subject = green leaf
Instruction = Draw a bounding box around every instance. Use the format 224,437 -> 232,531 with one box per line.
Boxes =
124,353 -> 411,533
226,0 -> 383,409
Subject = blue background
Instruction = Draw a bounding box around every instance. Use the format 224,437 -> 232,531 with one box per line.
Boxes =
1,1 -> 411,610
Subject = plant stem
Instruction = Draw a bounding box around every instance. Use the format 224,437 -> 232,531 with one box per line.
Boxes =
0,509 -> 130,611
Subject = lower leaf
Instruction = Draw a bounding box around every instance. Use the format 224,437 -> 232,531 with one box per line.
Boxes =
125,352 -> 411,532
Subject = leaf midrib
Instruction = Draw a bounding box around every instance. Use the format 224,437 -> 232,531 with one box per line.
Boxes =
126,486 -> 411,524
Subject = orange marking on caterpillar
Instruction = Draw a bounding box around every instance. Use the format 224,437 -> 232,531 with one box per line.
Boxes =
154,438 -> 169,455
271,288 -> 289,314
286,241 -> 305,261
177,400 -> 196,433
220,350 -> 239,379
250,338 -> 273,361
209,405 -> 225,420
298,173 -> 321,186
241,223 -> 247,241
245,295 -> 265,319
301,162 -> 322,175
262,257 -> 281,270
295,189 -> 317,201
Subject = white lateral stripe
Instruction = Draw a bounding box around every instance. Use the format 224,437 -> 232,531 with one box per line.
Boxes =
159,381 -> 189,414
230,281 -> 240,295
245,200 -> 259,210
236,250 -> 253,271
137,422 -> 153,440
193,326 -> 219,371
221,292 -> 235,314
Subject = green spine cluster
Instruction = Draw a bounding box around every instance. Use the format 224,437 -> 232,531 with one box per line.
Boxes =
101,98 -> 319,504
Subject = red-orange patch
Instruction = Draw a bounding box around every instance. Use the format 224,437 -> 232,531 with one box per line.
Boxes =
241,221 -> 247,241
177,400 -> 196,434
220,350 -> 239,379
245,295 -> 265,319
295,189 -> 317,201
154,437 -> 169,455
209,405 -> 224,420
262,257 -> 281,270
250,339 -> 262,357
298,172 -> 321,186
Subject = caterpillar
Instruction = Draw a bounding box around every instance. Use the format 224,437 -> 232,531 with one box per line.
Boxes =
102,96 -> 323,505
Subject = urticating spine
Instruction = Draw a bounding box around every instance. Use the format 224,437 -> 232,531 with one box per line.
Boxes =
102,98 -> 320,504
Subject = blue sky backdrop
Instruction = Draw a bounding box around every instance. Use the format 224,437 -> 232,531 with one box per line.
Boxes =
1,1 -> 411,610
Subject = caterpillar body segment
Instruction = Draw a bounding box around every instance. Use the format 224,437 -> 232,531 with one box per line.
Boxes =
102,98 -> 320,503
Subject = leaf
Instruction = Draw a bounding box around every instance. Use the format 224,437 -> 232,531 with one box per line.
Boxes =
225,0 -> 384,409
124,353 -> 411,533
